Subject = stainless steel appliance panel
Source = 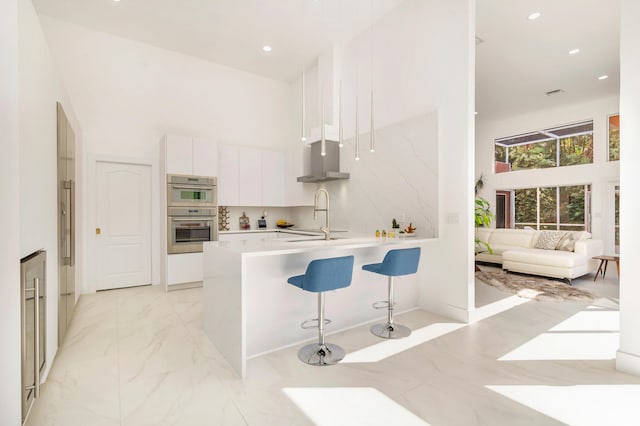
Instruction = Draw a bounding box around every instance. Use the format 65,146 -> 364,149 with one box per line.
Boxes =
57,103 -> 75,346
167,174 -> 217,207
167,207 -> 217,254
21,250 -> 46,424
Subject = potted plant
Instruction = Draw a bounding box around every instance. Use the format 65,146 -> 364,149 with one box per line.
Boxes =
474,176 -> 493,271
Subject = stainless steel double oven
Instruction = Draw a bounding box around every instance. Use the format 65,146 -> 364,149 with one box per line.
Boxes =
167,174 -> 218,254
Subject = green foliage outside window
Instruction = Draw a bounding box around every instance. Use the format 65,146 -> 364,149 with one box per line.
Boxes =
514,185 -> 589,230
609,115 -> 620,161
559,135 -> 593,166
508,140 -> 556,171
495,145 -> 506,163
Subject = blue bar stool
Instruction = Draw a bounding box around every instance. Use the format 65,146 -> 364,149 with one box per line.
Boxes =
287,255 -> 355,366
362,247 -> 421,339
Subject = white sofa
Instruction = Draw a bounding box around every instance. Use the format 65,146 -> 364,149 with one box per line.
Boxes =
475,228 -> 603,281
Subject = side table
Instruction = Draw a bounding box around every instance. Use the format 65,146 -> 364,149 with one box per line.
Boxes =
592,255 -> 620,281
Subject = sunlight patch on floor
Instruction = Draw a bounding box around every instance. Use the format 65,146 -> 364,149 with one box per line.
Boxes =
499,307 -> 619,361
549,310 -> 619,332
282,387 -> 429,426
341,323 -> 465,364
487,384 -> 640,426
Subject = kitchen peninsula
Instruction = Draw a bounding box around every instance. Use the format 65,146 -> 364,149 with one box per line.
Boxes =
203,236 -> 430,378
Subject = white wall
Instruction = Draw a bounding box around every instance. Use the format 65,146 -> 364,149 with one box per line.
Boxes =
291,0 -> 475,320
18,0 -> 61,382
38,16 -> 294,292
617,0 -> 640,377
0,0 -> 21,423
475,96 -> 620,250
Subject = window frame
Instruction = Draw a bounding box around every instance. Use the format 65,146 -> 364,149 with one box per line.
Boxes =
512,184 -> 592,232
607,113 -> 620,162
494,120 -> 594,173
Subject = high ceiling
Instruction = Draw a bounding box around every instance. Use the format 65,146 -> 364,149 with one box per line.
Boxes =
476,0 -> 620,121
32,0 -> 405,82
33,0 -> 620,120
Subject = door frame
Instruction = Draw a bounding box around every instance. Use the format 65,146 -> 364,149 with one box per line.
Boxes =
86,154 -> 157,293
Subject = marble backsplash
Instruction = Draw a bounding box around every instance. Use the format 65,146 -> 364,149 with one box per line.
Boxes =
291,111 -> 439,238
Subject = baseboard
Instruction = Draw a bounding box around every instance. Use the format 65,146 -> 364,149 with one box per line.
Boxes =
616,349 -> 640,377
419,299 -> 470,323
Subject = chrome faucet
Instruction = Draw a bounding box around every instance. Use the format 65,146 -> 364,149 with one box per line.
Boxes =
314,188 -> 330,240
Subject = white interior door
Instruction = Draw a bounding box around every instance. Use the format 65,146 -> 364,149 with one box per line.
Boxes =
94,161 -> 152,291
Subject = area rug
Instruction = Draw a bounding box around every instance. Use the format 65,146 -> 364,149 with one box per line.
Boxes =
475,271 -> 596,302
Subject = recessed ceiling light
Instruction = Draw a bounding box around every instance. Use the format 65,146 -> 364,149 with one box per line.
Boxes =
474,111 -> 478,115
262,45 -> 272,53
528,12 -> 541,20
598,75 -> 609,80
112,0 -> 120,2
569,48 -> 580,55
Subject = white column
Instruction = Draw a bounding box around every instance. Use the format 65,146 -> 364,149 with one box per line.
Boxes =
0,0 -> 22,423
616,0 -> 640,376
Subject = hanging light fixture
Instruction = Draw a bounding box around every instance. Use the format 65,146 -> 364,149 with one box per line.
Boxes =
369,0 -> 375,154
339,80 -> 344,148
301,68 -> 307,143
369,90 -> 375,152
320,85 -> 326,156
355,95 -> 360,161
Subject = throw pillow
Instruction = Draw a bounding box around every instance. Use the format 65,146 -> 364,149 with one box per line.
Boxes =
534,230 -> 566,250
555,232 -> 576,252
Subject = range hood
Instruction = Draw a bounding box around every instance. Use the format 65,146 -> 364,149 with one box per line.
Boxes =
297,140 -> 350,183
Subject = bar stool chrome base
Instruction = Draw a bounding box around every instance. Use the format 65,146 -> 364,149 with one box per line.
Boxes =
370,322 -> 411,339
298,343 -> 345,366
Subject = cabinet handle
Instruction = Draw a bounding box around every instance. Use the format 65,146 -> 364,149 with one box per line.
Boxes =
34,277 -> 40,399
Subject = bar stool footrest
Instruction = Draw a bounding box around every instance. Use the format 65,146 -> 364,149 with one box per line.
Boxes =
372,300 -> 391,310
301,318 -> 332,330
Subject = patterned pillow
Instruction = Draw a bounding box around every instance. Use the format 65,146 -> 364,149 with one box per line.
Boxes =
555,232 -> 576,252
534,231 -> 567,250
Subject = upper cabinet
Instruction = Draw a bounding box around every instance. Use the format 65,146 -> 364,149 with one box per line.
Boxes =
217,144 -> 286,207
163,134 -> 217,177
218,144 -> 240,206
261,150 -> 285,206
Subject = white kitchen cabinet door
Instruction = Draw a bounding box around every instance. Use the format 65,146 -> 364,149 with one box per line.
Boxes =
167,252 -> 204,286
261,150 -> 285,206
217,144 -> 239,206
193,138 -> 218,177
165,134 -> 194,175
238,147 -> 262,206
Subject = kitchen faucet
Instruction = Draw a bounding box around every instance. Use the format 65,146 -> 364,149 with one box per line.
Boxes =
314,188 -> 330,240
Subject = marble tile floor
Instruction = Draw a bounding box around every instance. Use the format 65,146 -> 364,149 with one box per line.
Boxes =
26,269 -> 636,426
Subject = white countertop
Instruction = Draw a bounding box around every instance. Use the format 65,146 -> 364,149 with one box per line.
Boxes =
205,235 -> 430,257
219,227 -> 348,235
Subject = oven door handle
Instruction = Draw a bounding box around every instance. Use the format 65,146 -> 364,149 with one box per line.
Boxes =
170,185 -> 213,191
171,217 -> 215,222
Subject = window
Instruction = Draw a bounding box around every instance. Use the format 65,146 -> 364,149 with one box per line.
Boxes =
513,185 -> 591,231
608,114 -> 620,161
495,121 -> 593,173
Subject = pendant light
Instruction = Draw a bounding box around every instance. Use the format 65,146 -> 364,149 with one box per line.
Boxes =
321,85 -> 326,156
369,0 -> 375,154
301,68 -> 307,143
370,90 -> 375,152
339,80 -> 344,148
355,95 -> 360,161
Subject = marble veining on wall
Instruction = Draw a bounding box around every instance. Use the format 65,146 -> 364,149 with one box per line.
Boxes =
317,111 -> 439,237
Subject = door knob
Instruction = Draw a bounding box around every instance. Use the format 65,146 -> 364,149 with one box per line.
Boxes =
96,228 -> 101,235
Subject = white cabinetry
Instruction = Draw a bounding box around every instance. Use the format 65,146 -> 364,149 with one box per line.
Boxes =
167,253 -> 204,286
217,144 -> 239,205
238,147 -> 262,206
163,134 -> 217,177
217,143 -> 286,206
262,150 -> 285,206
